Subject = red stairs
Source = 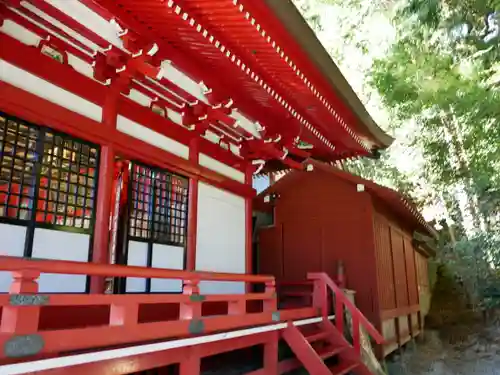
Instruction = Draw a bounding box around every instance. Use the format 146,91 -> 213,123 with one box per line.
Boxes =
281,273 -> 385,375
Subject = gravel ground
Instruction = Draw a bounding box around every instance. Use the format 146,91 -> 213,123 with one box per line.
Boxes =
387,324 -> 500,375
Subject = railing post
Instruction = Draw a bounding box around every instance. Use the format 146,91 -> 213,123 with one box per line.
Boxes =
312,277 -> 328,318
228,298 -> 247,315
180,278 -> 202,319
1,270 -> 42,334
335,293 -> 344,334
109,302 -> 139,326
263,279 -> 277,312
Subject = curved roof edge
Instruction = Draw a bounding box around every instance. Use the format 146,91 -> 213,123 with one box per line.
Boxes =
263,0 -> 394,150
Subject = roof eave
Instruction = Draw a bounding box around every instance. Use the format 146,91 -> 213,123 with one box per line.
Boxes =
263,0 -> 394,149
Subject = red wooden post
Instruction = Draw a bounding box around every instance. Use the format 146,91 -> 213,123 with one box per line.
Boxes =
335,292 -> 344,334
263,279 -> 277,312
90,78 -> 122,293
180,279 -> 202,320
263,330 -> 279,375
312,278 -> 328,318
1,270 -> 41,334
109,302 -> 139,326
186,139 -> 199,271
228,299 -> 246,315
90,144 -> 115,293
245,164 -> 254,293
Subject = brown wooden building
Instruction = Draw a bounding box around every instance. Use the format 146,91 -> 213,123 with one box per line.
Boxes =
254,160 -> 436,356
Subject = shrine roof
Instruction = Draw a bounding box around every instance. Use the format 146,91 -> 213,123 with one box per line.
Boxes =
89,0 -> 392,159
0,0 -> 392,171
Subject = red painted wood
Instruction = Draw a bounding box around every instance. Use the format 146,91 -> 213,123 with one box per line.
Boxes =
0,256 -> 273,283
0,271 -> 41,334
255,164 -> 431,356
186,139 -> 200,271
281,324 -> 331,375
310,273 -> 384,344
31,332 -> 276,375
373,215 -> 397,311
390,228 -> 409,309
263,330 -> 278,375
245,166 -> 254,283
403,237 -> 419,306
90,144 -> 115,293
0,81 -> 254,199
180,349 -> 200,375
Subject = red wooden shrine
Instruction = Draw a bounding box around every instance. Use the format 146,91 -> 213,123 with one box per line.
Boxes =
0,0 -> 393,374
255,160 -> 436,358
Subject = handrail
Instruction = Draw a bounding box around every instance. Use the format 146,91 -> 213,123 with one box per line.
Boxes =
308,272 -> 385,348
0,255 -> 274,283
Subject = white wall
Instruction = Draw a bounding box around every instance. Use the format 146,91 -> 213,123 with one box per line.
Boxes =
195,182 -> 246,294
0,226 -> 91,293
0,60 -> 102,122
150,244 -> 184,293
0,223 -> 27,292
198,154 -> 245,183
125,240 -> 148,293
125,241 -> 185,293
31,229 -> 90,293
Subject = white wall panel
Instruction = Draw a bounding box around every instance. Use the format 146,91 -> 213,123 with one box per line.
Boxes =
117,115 -> 189,160
0,223 -> 27,292
0,19 -> 41,46
198,154 -> 245,183
0,60 -> 102,122
44,0 -> 126,50
127,89 -> 152,107
31,228 -> 89,293
196,182 -> 246,294
150,244 -> 184,293
67,53 -> 95,80
125,241 -> 148,293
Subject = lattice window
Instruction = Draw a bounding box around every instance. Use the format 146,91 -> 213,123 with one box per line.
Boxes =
0,112 -> 99,233
128,163 -> 188,247
129,164 -> 154,239
0,115 -> 38,220
37,131 -> 98,231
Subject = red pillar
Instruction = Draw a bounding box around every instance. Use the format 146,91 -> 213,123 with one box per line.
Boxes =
186,139 -> 199,271
263,331 -> 279,375
245,164 -> 254,291
90,145 -> 114,293
89,82 -> 120,293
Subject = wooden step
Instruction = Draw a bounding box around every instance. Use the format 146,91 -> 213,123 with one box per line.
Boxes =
306,330 -> 331,343
318,345 -> 348,360
329,361 -> 360,375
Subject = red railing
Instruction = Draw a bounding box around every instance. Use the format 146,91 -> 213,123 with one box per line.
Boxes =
0,256 -> 319,362
308,273 -> 385,354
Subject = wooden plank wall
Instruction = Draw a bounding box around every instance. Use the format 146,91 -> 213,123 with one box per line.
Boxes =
373,213 -> 422,355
